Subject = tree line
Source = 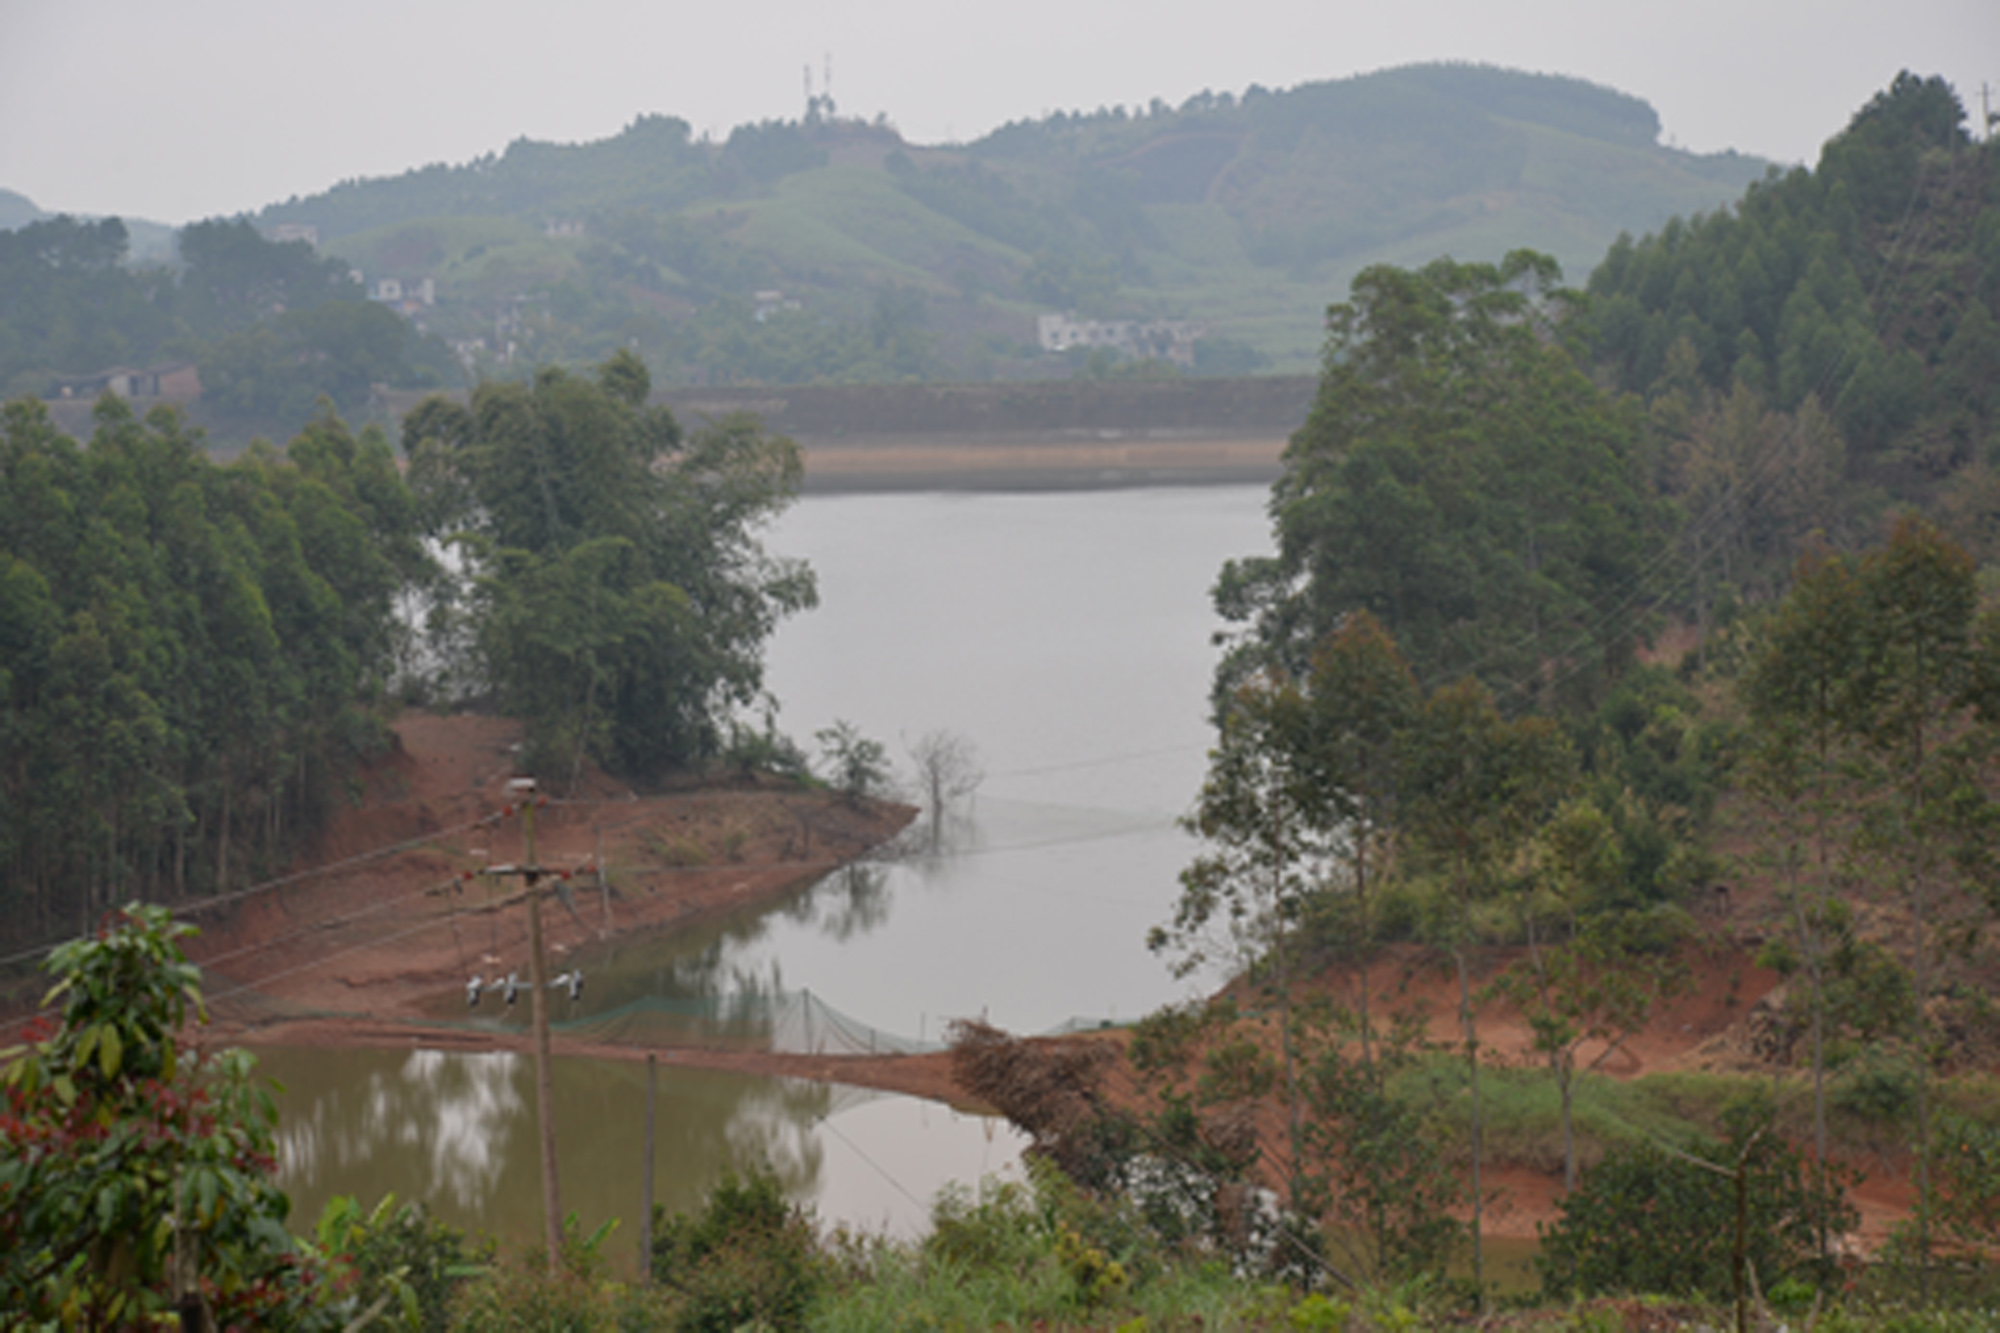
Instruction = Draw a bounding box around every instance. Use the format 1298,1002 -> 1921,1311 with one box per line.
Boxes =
1587,73 -> 2000,619
0,395 -> 425,938
0,350 -> 813,947
952,76 -> 2000,1312
0,216 -> 456,441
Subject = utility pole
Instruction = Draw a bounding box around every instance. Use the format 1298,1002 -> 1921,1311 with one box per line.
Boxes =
479,776 -> 566,1272
640,1052 -> 657,1284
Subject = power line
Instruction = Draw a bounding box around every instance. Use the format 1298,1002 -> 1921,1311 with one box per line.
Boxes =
812,1110 -> 934,1217
1521,154 -> 1950,703
0,809 -> 505,974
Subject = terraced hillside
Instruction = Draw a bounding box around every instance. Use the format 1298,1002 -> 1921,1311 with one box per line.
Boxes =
257,63 -> 1770,382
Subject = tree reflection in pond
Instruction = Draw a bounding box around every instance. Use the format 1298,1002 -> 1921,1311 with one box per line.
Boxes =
812,862 -> 893,943
261,1047 -> 829,1253
260,1045 -> 1021,1258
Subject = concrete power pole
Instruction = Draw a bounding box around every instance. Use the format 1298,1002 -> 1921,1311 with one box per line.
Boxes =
482,777 -> 566,1272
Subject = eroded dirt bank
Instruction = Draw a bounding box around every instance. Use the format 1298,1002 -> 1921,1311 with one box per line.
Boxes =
196,712 -> 1922,1245
195,713 -> 955,1100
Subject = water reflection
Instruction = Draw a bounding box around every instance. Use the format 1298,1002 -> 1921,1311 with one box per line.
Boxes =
262,489 -> 1269,1249
259,1046 -> 1020,1256
438,858 -> 923,1052
278,1050 -> 510,1213
811,862 -> 894,943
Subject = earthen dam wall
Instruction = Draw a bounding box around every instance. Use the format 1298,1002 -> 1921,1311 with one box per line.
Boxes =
654,376 -> 1316,493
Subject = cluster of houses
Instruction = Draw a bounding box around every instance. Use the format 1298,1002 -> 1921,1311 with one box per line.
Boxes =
42,221 -> 448,406
49,363 -> 202,403
1036,313 -> 1204,368
38,216 -> 1216,405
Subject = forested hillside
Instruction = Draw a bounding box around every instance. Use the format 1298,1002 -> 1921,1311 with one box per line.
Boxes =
0,397 -> 425,939
1213,73 -> 1998,850
1584,72 -> 1999,629
0,64 -> 1771,422
243,63 -> 1766,383
0,352 -> 812,949
0,217 -> 458,442
1162,74 -> 2000,1307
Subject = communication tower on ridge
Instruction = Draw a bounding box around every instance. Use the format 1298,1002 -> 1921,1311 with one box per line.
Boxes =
805,52 -> 836,123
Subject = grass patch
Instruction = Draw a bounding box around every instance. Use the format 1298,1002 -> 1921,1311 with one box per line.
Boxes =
643,829 -> 709,868
1395,1057 -> 2000,1180
1394,1058 -> 1767,1172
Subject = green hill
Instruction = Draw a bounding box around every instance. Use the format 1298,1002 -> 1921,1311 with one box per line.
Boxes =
253,63 -> 1770,383
1587,73 -> 1998,464
0,188 -> 177,263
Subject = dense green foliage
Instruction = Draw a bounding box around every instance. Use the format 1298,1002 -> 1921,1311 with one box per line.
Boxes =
1590,74 -> 1995,457
1,348 -> 814,944
649,1164 -> 823,1332
310,1193 -> 488,1333
1214,74 -> 1995,736
0,906 -> 329,1327
0,214 -> 456,440
403,350 -> 815,782
201,297 -> 442,430
1740,517 -> 2000,1285
0,217 -> 176,398
1166,77 -> 2000,1303
1537,1104 -> 1857,1301
1215,250 -> 1663,714
1586,72 -> 2000,629
0,397 -> 426,939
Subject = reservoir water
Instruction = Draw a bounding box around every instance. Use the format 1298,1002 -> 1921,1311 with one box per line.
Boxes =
269,485 -> 1276,1250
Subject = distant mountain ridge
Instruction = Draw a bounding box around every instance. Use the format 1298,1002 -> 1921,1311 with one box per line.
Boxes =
241,63 -> 1769,380
0,188 -> 179,263
3,64 -> 1772,387
0,188 -> 44,231
256,64 -> 1723,243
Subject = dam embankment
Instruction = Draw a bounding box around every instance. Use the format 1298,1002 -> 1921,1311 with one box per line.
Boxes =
655,376 -> 1316,492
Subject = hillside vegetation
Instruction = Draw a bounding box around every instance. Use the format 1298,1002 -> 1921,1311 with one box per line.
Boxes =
3,72 -> 1999,1331
1141,70 -> 2000,1313
1583,73 -> 2000,627
251,63 -> 1767,382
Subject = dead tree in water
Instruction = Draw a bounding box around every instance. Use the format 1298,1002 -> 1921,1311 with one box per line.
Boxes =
908,730 -> 983,849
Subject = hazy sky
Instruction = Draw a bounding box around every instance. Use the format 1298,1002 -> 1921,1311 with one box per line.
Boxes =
1,0 -> 1994,225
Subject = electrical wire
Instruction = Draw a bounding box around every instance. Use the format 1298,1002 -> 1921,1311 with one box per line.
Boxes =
0,809 -> 505,973
811,1110 -> 934,1217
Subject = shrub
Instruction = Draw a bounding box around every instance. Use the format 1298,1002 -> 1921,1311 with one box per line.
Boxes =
1934,1111 -> 2000,1256
815,720 -> 891,803
1831,1043 -> 1921,1123
1306,1045 -> 1463,1287
313,1193 -> 488,1331
448,1254 -> 666,1333
924,1177 -> 1047,1276
650,1164 -> 823,1331
0,904 -> 337,1330
1537,1102 -> 1857,1301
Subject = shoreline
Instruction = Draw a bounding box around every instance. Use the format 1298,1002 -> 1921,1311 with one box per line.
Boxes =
179,713 -> 940,1090
31,719 -> 1923,1252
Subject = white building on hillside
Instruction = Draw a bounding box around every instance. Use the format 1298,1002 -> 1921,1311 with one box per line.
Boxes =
1037,313 -> 1203,368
